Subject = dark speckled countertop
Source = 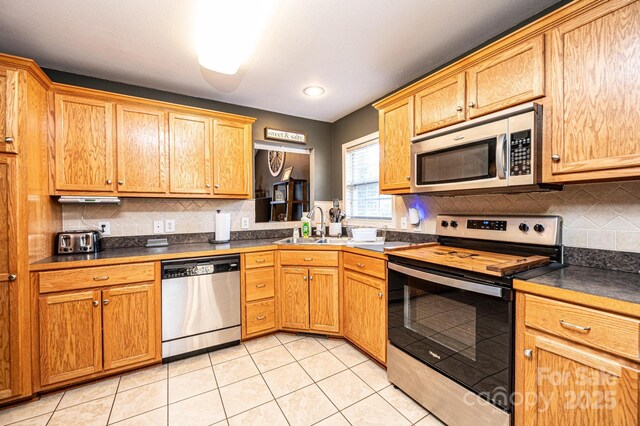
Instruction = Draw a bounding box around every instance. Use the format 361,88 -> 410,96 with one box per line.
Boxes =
520,265 -> 640,306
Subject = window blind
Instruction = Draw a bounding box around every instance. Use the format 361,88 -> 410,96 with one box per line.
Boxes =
344,140 -> 392,220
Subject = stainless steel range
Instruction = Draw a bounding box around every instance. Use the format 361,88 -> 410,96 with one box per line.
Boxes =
386,215 -> 563,426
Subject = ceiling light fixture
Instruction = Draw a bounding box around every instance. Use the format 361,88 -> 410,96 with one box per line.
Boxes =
303,86 -> 325,97
196,0 -> 278,75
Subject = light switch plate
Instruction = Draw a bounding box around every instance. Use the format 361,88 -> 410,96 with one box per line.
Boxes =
153,220 -> 164,234
400,217 -> 408,230
165,219 -> 175,233
98,221 -> 111,235
241,217 -> 249,229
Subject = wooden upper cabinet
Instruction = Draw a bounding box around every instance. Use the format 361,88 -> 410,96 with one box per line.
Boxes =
116,105 -> 167,194
213,118 -> 251,197
280,267 -> 309,330
521,332 -> 639,425
548,0 -> 640,182
54,94 -> 115,192
102,283 -> 157,371
467,35 -> 544,119
414,73 -> 466,135
0,156 -> 19,400
38,290 -> 102,386
308,267 -> 340,333
379,98 -> 411,193
0,69 -> 18,154
169,112 -> 212,195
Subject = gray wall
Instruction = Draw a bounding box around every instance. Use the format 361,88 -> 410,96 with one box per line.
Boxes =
44,69 -> 334,201
330,104 -> 378,198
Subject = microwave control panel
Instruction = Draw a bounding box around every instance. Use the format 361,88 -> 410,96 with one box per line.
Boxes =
510,130 -> 531,176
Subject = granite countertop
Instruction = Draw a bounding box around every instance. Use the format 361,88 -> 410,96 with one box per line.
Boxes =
520,265 -> 640,306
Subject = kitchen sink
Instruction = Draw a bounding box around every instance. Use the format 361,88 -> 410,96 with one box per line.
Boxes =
274,237 -> 349,245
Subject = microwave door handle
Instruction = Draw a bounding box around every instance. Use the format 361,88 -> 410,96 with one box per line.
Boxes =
388,263 -> 504,298
496,133 -> 507,180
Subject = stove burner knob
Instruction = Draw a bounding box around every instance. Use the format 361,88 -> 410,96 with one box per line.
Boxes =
519,223 -> 529,232
450,220 -> 458,228
534,224 -> 545,233
440,220 -> 449,228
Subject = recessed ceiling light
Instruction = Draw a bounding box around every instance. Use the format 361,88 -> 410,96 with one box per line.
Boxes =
303,86 -> 325,97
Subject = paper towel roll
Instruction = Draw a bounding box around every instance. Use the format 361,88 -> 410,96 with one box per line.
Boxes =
214,211 -> 231,242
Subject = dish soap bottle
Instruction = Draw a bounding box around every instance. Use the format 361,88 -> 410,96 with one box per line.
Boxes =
301,216 -> 311,238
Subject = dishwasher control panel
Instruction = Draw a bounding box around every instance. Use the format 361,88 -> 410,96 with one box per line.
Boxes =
162,255 -> 239,279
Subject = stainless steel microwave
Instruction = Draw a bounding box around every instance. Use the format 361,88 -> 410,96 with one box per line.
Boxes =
410,102 -> 560,195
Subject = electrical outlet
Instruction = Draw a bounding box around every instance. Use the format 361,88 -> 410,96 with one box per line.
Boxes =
241,217 -> 249,229
98,221 -> 111,235
165,219 -> 175,233
400,217 -> 408,230
153,220 -> 164,234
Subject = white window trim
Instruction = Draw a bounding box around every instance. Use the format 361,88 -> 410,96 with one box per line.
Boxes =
342,131 -> 394,226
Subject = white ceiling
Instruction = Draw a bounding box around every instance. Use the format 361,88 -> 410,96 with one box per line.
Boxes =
0,0 -> 561,122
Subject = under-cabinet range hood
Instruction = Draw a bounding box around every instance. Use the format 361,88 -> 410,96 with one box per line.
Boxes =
57,196 -> 122,205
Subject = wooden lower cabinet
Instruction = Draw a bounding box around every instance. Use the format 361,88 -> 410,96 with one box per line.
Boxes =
343,270 -> 386,363
280,267 -> 310,330
102,284 -> 157,370
241,252 -> 277,339
38,290 -> 102,386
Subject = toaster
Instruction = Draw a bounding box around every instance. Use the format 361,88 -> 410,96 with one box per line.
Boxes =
56,231 -> 101,254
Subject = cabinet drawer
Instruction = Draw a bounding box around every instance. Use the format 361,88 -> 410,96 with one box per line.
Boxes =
525,294 -> 639,360
280,250 -> 339,267
245,268 -> 275,302
245,299 -> 276,335
344,252 -> 386,279
39,263 -> 156,293
244,251 -> 274,269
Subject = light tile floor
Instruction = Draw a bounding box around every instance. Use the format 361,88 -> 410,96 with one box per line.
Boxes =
0,333 -> 446,426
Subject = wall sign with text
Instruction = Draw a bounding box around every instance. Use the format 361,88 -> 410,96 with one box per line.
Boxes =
264,127 -> 307,144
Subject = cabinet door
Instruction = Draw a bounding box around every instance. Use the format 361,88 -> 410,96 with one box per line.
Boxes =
54,94 -> 115,192
414,73 -> 466,135
379,98 -> 411,193
280,267 -> 309,330
521,332 -> 639,425
102,283 -> 158,370
309,267 -> 339,333
116,105 -> 167,194
467,35 -> 544,119
0,156 -> 19,399
39,290 -> 102,386
0,69 -> 18,154
343,271 -> 386,363
213,118 -> 251,196
168,112 -> 212,194
548,1 -> 640,181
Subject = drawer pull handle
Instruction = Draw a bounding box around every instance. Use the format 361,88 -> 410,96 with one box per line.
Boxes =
356,263 -> 365,268
256,314 -> 266,320
5,137 -> 14,144
304,257 -> 313,261
559,319 -> 591,332
93,276 -> 110,281
256,284 -> 266,288
255,259 -> 266,263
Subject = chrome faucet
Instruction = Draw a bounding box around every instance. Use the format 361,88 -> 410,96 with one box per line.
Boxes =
307,206 -> 325,238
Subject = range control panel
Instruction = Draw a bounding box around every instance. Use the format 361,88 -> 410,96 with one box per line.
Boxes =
510,130 -> 532,176
466,219 -> 507,231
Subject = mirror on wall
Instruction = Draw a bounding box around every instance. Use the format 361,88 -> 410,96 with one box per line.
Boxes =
254,145 -> 311,223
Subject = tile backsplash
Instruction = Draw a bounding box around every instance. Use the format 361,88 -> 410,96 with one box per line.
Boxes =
393,180 -> 640,253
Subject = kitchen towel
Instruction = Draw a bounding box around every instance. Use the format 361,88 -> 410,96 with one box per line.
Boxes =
214,211 -> 231,242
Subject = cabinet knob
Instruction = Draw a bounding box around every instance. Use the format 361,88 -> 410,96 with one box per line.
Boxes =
206,183 -> 211,188
93,300 -> 99,307
309,275 -> 313,280
551,154 -> 561,162
524,349 -> 533,358
303,276 -> 307,281
8,274 -> 17,282
456,106 -> 463,112
118,180 -> 124,185
214,184 -> 220,189
378,292 -> 384,299
106,179 -> 112,185
103,299 -> 110,305
468,102 -> 475,108
4,137 -> 14,144
406,176 -> 410,180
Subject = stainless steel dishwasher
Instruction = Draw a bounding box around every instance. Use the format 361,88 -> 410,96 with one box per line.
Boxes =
161,255 -> 240,361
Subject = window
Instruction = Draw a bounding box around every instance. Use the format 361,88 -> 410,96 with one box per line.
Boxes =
343,134 -> 392,220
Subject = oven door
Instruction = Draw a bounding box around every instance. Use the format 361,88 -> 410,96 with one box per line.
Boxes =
411,118 -> 508,193
388,261 -> 514,412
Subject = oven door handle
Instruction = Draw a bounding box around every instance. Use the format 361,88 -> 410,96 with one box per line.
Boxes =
388,263 -> 506,298
496,133 -> 507,180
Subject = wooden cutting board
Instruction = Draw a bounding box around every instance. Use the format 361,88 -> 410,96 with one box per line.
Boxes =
385,243 -> 549,277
